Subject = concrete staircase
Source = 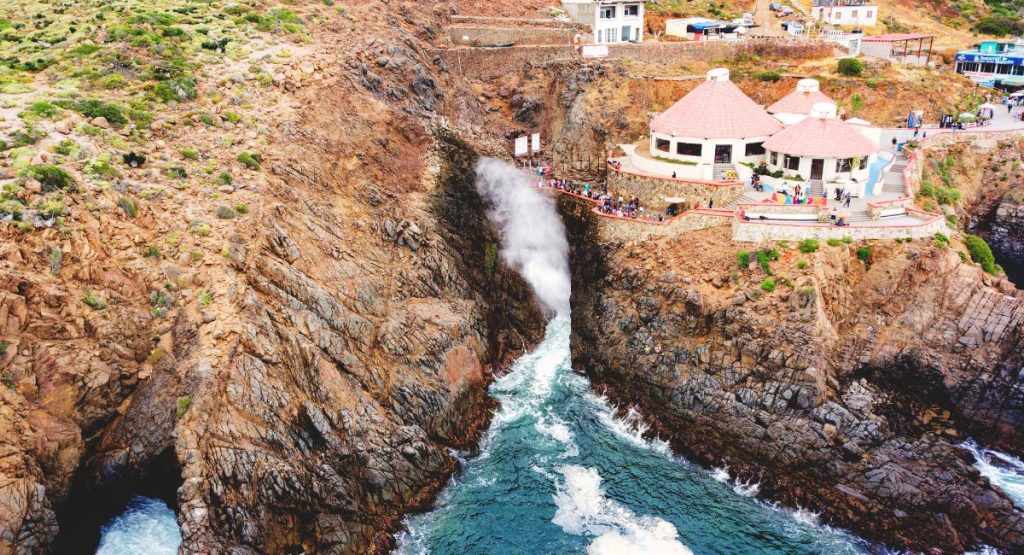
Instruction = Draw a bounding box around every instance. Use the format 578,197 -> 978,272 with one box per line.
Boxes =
713,163 -> 735,181
881,155 -> 909,195
807,179 -> 824,197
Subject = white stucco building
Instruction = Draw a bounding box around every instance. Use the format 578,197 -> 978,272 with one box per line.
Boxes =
561,0 -> 644,44
766,79 -> 835,125
763,102 -> 879,195
811,0 -> 878,27
645,68 -> 782,179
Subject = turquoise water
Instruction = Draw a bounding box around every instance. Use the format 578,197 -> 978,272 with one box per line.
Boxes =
96,496 -> 181,555
396,317 -> 870,555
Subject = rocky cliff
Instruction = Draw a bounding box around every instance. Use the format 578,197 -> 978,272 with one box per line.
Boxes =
564,200 -> 1024,552
0,1 -> 547,553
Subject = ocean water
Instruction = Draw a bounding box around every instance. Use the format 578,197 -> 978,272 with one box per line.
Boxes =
96,496 -> 181,555
963,440 -> 1024,508
395,316 -> 870,555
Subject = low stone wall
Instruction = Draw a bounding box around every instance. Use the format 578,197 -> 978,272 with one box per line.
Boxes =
436,38 -> 833,81
599,211 -> 731,241
605,39 -> 832,65
449,15 -> 584,29
608,170 -> 742,211
732,215 -> 946,242
447,25 -> 575,46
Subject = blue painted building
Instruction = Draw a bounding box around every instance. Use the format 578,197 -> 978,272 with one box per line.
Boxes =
955,41 -> 1024,88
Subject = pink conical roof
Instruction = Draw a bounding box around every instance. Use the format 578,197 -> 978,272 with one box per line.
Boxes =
650,71 -> 783,140
767,89 -> 835,115
763,112 -> 877,158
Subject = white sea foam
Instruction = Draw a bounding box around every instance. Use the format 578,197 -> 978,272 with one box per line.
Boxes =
536,415 -> 580,458
96,496 -> 181,555
732,478 -> 761,498
552,465 -> 693,555
589,395 -> 672,457
962,440 -> 1024,508
474,157 -> 570,316
710,466 -> 730,483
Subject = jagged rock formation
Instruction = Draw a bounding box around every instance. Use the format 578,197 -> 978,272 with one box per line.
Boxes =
0,1 -> 548,552
563,197 -> 1024,553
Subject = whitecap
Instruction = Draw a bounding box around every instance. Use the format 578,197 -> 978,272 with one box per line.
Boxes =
732,478 -> 760,498
96,496 -> 181,555
962,439 -> 1024,507
710,466 -> 730,483
551,465 -> 693,555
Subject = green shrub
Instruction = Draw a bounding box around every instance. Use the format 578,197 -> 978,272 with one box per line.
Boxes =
798,239 -> 820,253
180,148 -> 199,160
756,249 -> 779,274
224,111 -> 242,124
796,259 -> 808,270
827,238 -> 841,247
919,182 -> 935,198
175,396 -> 191,418
752,70 -> 782,82
68,43 -> 100,57
234,203 -> 249,214
0,340 -> 6,357
82,291 -> 108,310
946,213 -> 958,227
837,58 -> 863,76
936,187 -> 961,205
23,164 -> 73,192
197,290 -> 213,306
964,234 -> 997,274
153,77 -> 197,102
54,139 -> 77,156
54,99 -> 127,127
760,277 -> 776,293
934,232 -> 949,249
856,246 -> 873,265
144,246 -> 162,258
237,151 -> 262,170
216,205 -> 236,219
167,166 -> 187,179
841,236 -> 853,244
118,196 -> 138,218
737,250 -> 751,269
85,157 -> 118,179
217,172 -> 233,185
22,101 -> 60,119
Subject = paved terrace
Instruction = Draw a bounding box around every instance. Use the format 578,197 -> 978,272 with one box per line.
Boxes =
555,112 -> 1024,241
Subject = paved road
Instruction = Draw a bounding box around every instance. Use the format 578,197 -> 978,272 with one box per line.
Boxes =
752,0 -> 789,37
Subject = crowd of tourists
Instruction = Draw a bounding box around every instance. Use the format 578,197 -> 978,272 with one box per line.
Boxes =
537,176 -> 667,223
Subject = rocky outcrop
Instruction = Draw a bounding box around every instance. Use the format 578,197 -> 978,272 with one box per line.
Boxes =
564,201 -> 1024,552
988,192 -> 1024,284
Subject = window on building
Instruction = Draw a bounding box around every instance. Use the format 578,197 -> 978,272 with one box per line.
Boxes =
770,151 -> 778,166
852,10 -> 858,17
655,138 -> 671,153
745,142 -> 765,157
866,10 -> 873,18
600,6 -> 616,19
676,142 -> 702,156
624,4 -> 639,17
784,155 -> 800,171
837,158 -> 852,172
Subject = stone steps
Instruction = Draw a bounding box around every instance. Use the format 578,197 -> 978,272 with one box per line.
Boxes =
713,163 -> 734,181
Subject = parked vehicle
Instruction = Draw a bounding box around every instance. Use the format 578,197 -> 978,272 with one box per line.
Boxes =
776,6 -> 794,17
769,2 -> 782,11
732,17 -> 755,27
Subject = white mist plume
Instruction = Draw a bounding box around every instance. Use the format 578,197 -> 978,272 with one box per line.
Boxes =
475,157 -> 571,316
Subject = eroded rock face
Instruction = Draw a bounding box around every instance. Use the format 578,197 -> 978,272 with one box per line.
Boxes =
564,201 -> 1024,553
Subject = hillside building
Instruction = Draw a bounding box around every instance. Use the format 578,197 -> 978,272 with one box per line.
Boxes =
766,79 -> 835,125
561,0 -> 644,44
955,40 -> 1024,88
811,0 -> 878,27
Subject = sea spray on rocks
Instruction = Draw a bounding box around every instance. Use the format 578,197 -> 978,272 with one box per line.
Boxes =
474,157 -> 571,316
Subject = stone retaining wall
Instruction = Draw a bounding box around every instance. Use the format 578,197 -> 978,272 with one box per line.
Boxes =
449,15 -> 584,29
436,38 -> 833,81
608,171 -> 742,211
732,215 -> 946,242
598,211 -> 731,241
447,25 -> 576,47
